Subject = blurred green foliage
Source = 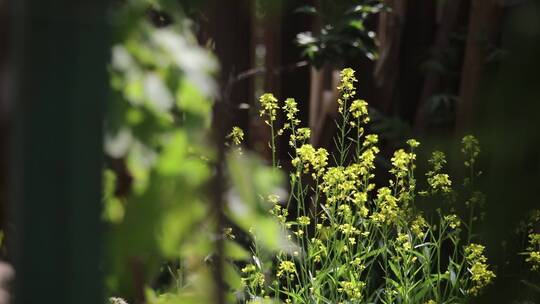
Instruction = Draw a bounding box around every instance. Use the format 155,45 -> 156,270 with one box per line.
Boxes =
103,1 -> 289,303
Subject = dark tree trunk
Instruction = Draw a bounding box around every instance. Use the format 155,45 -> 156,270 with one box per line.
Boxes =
204,0 -> 253,140
456,0 -> 501,133
374,0 -> 408,115
9,1 -> 109,303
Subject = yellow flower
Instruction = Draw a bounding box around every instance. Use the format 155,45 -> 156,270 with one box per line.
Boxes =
337,68 -> 358,113
338,280 -> 366,301
296,127 -> 311,142
370,187 -> 399,226
411,215 -> 428,238
526,233 -> 540,271
363,134 -> 378,147
349,99 -> 369,122
297,216 -> 311,226
259,93 -> 279,124
444,214 -> 461,229
462,135 -> 480,167
428,173 -> 452,193
283,98 -> 299,123
293,144 -> 329,177
227,126 -> 244,145
277,260 -> 296,278
464,243 -> 495,296
406,139 -> 420,148
390,149 -> 416,178
396,232 -> 412,251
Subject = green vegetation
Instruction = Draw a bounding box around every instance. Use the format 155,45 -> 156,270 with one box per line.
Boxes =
104,3 -> 288,303
98,3 -> 540,304
238,68 -> 495,303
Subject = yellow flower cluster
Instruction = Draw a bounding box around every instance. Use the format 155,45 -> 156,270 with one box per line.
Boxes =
396,232 -> 412,251
227,126 -> 244,146
406,139 -> 420,149
426,151 -> 453,193
349,99 -> 369,124
321,166 -> 365,207
295,127 -> 311,142
390,149 -> 416,178
444,214 -> 461,229
370,187 -> 400,226
364,134 -> 379,147
297,216 -> 311,226
358,146 -> 379,176
277,260 -> 296,278
292,144 -> 329,178
464,243 -> 496,296
283,98 -> 300,125
337,68 -> 358,113
411,215 -> 429,238
526,233 -> 540,271
241,264 -> 265,289
428,151 -> 446,172
338,223 -> 360,235
462,135 -> 480,167
321,146 -> 378,209
338,280 -> 366,301
269,203 -> 288,224
246,68 -> 492,303
259,93 -> 279,124
428,173 -> 452,193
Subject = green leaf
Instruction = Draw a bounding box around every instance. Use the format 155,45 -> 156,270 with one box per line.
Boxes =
224,262 -> 242,291
176,79 -> 212,117
225,240 -> 250,260
159,200 -> 205,257
156,131 -> 187,176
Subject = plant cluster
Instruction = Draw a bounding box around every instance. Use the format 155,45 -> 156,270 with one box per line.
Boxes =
295,1 -> 384,67
237,68 -> 495,303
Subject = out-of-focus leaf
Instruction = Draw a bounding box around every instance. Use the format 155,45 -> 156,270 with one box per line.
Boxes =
105,128 -> 134,158
144,72 -> 174,113
103,170 -> 126,224
152,28 -> 218,97
296,32 -> 317,46
156,131 -> 187,176
176,79 -> 212,117
224,262 -> 242,291
294,5 -> 318,15
225,240 -> 250,260
104,197 -> 125,224
159,201 -> 205,257
127,141 -> 157,194
349,20 -> 364,31
226,151 -> 297,253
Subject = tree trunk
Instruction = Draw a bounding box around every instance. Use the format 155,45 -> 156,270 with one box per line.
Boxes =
456,0 -> 501,133
10,1 -> 109,303
373,0 -> 408,115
